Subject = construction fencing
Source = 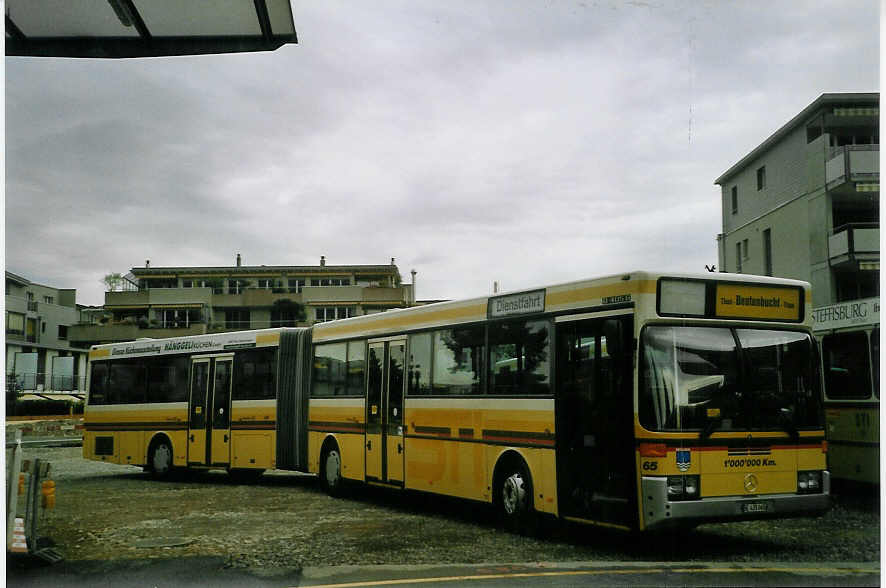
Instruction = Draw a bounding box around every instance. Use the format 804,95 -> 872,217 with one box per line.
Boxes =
6,431 -> 62,563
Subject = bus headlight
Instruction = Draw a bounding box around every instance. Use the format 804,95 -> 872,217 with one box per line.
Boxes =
797,471 -> 822,494
683,475 -> 700,498
667,475 -> 700,500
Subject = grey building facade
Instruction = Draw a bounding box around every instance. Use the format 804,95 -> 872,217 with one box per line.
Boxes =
5,271 -> 89,396
715,93 -> 879,306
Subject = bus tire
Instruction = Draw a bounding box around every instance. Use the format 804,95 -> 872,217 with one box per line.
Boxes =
320,443 -> 344,497
495,459 -> 537,535
148,437 -> 174,480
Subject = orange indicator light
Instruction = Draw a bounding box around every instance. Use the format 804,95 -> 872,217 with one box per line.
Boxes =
639,443 -> 668,457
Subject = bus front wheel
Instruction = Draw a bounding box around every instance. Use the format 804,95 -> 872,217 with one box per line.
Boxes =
496,462 -> 537,534
321,446 -> 344,497
149,439 -> 174,479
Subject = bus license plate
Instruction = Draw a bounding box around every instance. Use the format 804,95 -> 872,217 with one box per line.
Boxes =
741,501 -> 771,514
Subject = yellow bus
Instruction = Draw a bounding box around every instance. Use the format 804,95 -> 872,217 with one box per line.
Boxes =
813,297 -> 879,486
84,271 -> 830,532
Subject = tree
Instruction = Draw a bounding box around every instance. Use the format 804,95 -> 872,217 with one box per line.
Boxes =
271,299 -> 307,327
102,273 -> 124,292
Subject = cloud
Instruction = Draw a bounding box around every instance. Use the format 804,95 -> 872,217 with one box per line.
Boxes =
5,0 -> 879,306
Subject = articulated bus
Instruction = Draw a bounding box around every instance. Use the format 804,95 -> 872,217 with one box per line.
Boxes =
813,297 -> 880,486
84,271 -> 830,532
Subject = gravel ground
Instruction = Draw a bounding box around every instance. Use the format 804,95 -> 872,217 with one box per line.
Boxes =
11,446 -> 881,572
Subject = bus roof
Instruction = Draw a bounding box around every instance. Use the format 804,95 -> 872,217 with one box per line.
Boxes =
87,271 -> 812,356
312,270 -> 811,342
88,327 -> 303,360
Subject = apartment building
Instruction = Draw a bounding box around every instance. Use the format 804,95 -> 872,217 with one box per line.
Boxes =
716,93 -> 879,305
5,271 -> 89,396
69,256 -> 415,347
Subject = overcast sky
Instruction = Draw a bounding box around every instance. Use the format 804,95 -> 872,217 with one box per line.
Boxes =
5,0 -> 880,306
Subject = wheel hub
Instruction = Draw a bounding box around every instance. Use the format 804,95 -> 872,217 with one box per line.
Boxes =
502,472 -> 526,515
326,451 -> 341,486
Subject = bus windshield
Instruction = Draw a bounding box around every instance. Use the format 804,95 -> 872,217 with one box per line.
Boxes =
639,326 -> 822,434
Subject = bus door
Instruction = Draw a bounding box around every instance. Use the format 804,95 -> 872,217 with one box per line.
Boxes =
554,313 -> 635,526
366,339 -> 407,484
188,354 -> 234,467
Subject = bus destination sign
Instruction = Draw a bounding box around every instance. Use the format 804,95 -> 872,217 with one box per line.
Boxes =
488,289 -> 546,318
714,284 -> 802,321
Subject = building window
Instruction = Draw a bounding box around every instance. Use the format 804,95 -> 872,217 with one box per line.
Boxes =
763,229 -> 772,276
160,308 -> 201,328
145,278 -> 178,289
735,242 -> 742,273
835,271 -> 880,302
731,186 -> 738,214
6,311 -> 25,335
314,306 -> 355,323
288,278 -> 305,293
742,239 -> 749,260
227,279 -> 250,294
310,278 -> 350,287
185,278 -> 224,294
43,296 -> 54,304
258,278 -> 285,293
226,309 -> 250,329
756,166 -> 766,190
58,325 -> 68,340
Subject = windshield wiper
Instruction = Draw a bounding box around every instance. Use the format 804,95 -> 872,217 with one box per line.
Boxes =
778,408 -> 800,442
700,416 -> 723,441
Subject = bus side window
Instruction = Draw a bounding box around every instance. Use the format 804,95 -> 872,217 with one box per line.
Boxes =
89,363 -> 109,404
347,341 -> 365,396
234,348 -> 277,400
313,343 -> 348,396
488,319 -> 551,395
822,332 -> 872,400
407,332 -> 432,395
108,361 -> 146,404
433,327 -> 484,395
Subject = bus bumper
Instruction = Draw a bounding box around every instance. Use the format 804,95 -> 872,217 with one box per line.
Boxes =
641,472 -> 832,531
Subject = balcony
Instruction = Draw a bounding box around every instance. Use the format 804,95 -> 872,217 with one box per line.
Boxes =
7,373 -> 87,395
828,223 -> 880,270
219,288 -> 302,308
68,322 -> 207,345
4,332 -> 34,344
105,287 -> 212,308
826,145 -> 879,193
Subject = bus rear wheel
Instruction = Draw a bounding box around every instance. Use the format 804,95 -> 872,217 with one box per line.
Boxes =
321,446 -> 344,497
149,439 -> 173,479
496,462 -> 537,535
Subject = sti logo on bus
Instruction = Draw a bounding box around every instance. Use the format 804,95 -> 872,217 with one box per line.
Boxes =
488,289 -> 546,318
676,449 -> 691,472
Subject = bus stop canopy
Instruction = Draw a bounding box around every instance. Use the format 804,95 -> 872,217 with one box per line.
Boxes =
6,0 -> 297,58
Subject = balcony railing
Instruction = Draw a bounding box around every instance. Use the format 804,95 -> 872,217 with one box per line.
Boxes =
829,223 -> 880,268
7,373 -> 87,394
826,144 -> 879,189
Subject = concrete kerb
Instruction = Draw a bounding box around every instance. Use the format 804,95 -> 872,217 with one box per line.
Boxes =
298,561 -> 882,585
